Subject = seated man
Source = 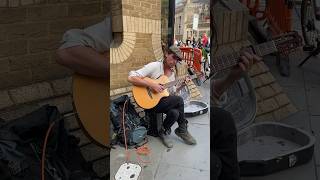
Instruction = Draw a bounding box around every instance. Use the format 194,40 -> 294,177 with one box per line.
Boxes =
128,45 -> 196,148
56,16 -> 111,78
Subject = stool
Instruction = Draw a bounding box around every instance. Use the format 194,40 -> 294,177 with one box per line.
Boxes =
145,110 -> 164,137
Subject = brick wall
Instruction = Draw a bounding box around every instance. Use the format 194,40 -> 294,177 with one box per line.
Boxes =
110,0 -> 163,90
0,0 -> 108,90
0,0 -> 109,178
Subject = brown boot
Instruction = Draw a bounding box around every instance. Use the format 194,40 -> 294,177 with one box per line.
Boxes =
159,128 -> 173,148
174,124 -> 197,145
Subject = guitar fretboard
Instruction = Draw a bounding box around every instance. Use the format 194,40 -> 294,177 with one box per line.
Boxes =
211,41 -> 278,73
163,74 -> 197,89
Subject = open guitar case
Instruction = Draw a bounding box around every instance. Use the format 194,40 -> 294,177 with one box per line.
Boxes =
182,67 -> 209,117
220,73 -> 315,176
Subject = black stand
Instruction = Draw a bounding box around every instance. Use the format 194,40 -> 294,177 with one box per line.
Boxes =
299,41 -> 320,67
277,53 -> 290,77
145,110 -> 163,137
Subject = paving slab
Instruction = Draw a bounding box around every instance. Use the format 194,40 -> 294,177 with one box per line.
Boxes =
154,162 -> 210,180
304,70 -> 320,88
187,108 -> 210,125
282,86 -> 308,111
159,123 -> 210,171
264,55 -> 305,87
281,110 -> 311,132
110,136 -> 166,180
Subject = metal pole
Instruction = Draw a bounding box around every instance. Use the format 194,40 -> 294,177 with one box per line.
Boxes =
168,0 -> 175,47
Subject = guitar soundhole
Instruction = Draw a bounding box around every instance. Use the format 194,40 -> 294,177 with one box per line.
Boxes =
147,87 -> 153,99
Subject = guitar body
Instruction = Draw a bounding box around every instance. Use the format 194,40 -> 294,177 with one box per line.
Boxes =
132,75 -> 170,109
72,73 -> 109,147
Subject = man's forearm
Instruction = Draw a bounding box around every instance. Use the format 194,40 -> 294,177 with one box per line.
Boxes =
128,76 -> 152,87
56,46 -> 109,79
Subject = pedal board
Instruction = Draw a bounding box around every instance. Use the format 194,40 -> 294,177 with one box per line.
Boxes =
115,163 -> 141,180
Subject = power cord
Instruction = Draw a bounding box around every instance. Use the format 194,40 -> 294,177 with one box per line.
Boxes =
41,121 -> 56,180
121,100 -> 151,165
136,145 -> 151,165
122,99 -> 130,162
41,113 -> 75,180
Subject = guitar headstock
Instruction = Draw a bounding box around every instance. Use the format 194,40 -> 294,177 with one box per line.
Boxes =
273,31 -> 302,54
187,67 -> 204,77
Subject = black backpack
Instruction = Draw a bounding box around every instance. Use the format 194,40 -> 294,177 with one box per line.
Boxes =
0,105 -> 101,180
110,95 -> 147,147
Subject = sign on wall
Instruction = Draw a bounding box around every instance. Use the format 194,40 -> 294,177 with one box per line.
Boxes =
192,14 -> 199,30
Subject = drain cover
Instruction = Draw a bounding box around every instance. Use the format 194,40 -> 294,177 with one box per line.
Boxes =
115,163 -> 141,180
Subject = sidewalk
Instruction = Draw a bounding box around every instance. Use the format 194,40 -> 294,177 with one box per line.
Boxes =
110,81 -> 211,180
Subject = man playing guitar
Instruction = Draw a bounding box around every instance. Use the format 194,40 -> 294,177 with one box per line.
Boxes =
128,45 -> 196,148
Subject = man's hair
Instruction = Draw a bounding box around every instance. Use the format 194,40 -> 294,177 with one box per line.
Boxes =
163,48 -> 179,76
161,41 -> 167,54
167,49 -> 182,61
162,44 -> 180,58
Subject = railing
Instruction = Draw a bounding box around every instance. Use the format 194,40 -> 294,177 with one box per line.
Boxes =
179,47 -> 202,73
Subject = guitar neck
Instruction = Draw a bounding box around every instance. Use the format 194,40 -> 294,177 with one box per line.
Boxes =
164,74 -> 197,89
211,41 -> 278,73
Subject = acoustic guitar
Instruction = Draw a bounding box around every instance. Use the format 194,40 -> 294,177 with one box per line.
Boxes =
132,74 -> 199,109
72,51 -> 109,148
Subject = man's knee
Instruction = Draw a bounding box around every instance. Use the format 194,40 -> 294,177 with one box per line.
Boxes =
174,95 -> 184,106
56,46 -> 82,66
167,109 -> 180,120
56,48 -> 70,66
